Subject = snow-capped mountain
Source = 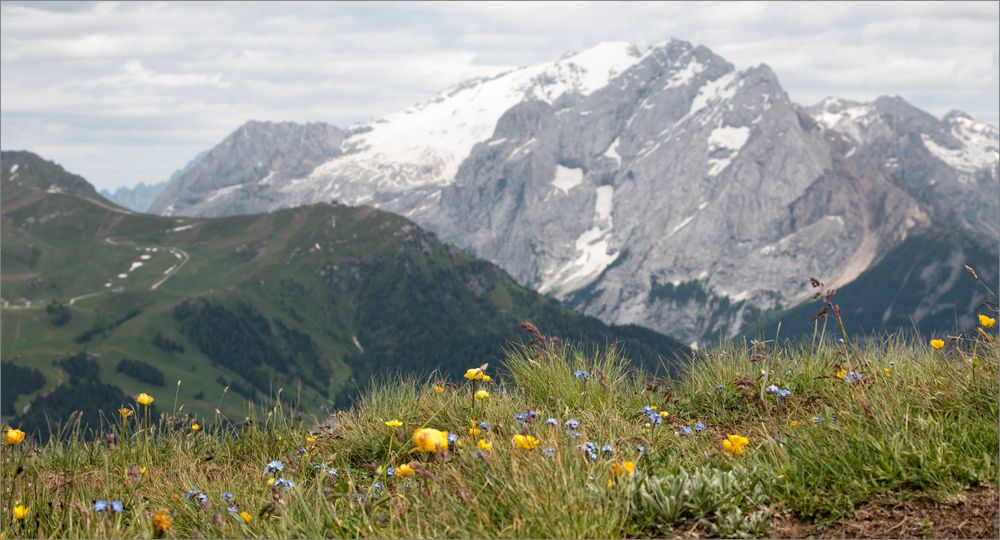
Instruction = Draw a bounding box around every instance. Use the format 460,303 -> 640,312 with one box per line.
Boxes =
149,39 -> 999,343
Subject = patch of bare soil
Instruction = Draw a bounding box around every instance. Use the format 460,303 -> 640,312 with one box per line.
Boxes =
770,487 -> 998,539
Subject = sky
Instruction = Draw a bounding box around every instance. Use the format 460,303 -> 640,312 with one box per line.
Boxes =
2,1 -> 998,191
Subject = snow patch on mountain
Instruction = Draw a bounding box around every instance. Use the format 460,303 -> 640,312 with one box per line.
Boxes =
539,185 -> 618,296
922,116 -> 999,174
706,125 -> 751,176
552,165 -> 584,193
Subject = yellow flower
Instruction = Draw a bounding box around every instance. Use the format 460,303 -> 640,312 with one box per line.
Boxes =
659,411 -> 670,419
396,463 -> 415,477
385,419 -> 403,428
191,423 -> 200,432
512,434 -> 540,450
789,421 -> 798,428
611,461 -> 636,477
930,339 -> 944,350
475,390 -> 489,400
5,428 -> 25,446
267,478 -> 276,487
722,434 -> 750,456
152,509 -> 172,536
119,407 -> 132,418
979,314 -> 996,328
140,466 -> 148,475
650,405 -> 658,411
433,384 -> 445,393
477,439 -> 492,452
464,368 -> 485,380
239,511 -> 252,523
883,367 -> 892,376
306,436 -> 317,444
412,428 -> 449,453
481,375 -> 492,383
469,427 -> 482,437
836,369 -> 847,379
12,505 -> 28,520
137,393 -> 154,406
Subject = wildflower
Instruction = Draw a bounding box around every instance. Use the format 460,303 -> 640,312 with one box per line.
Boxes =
883,367 -> 892,376
385,419 -> 403,428
273,478 -> 294,490
327,468 -> 338,478
306,436 -> 317,444
836,369 -> 847,379
565,418 -> 580,429
412,428 -> 449,453
477,439 -> 492,452
447,433 -> 459,446
222,492 -> 234,504
980,314 -> 996,328
678,426 -> 693,435
545,417 -> 559,426
640,406 -> 655,415
264,460 -> 284,474
474,390 -> 489,400
93,500 -> 108,512
396,463 -> 415,477
842,372 -> 863,384
469,427 -> 482,437
140,466 -> 148,475
372,481 -> 384,493
119,407 -> 132,418
482,375 -> 492,383
297,447 -> 308,455
610,461 -> 636,477
789,421 -> 799,428
659,411 -> 670,419
636,444 -> 646,455
812,415 -> 821,424
542,447 -> 556,457
111,501 -> 123,513
184,489 -> 208,504
152,510 -> 172,536
191,423 -> 200,432
601,443 -> 614,454
386,467 -> 395,477
930,339 -> 944,350
566,430 -> 582,438
479,421 -> 489,431
5,428 -> 25,446
464,367 -> 485,380
512,434 -> 540,450
577,441 -> 598,460
694,423 -> 706,432
765,384 -> 780,394
12,505 -> 28,520
239,511 -> 252,523
433,384 -> 445,393
776,389 -> 792,399
722,434 -> 750,456
136,393 -> 154,406
573,370 -> 590,380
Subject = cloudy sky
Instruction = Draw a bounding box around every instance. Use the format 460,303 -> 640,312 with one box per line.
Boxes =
2,1 -> 998,190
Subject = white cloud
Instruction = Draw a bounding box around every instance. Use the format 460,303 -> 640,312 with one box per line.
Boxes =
1,0 -> 997,190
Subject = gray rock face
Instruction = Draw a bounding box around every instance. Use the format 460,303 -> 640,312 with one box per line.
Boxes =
148,39 -> 999,344
148,121 -> 346,216
100,181 -> 168,212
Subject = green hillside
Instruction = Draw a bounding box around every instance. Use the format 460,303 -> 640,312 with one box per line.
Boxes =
1,151 -> 689,436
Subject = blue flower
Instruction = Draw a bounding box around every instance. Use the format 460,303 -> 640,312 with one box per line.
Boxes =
479,421 -> 489,431
542,447 -> 556,457
776,389 -> 792,399
577,441 -> 598,460
678,426 -> 693,435
694,422 -> 705,432
812,415 -> 821,424
545,417 -> 559,426
386,467 -> 395,477
447,433 -> 459,445
843,372 -> 863,384
227,505 -> 239,515
372,481 -> 383,493
641,406 -> 655,415
93,500 -> 108,512
647,412 -> 663,425
565,418 -> 580,429
264,460 -> 284,474
573,370 -> 590,380
636,444 -> 646,455
273,478 -> 295,490
601,444 -> 614,454
297,447 -> 308,455
110,500 -> 123,513
222,492 -> 234,504
765,384 -> 780,394
515,412 -> 527,421
566,430 -> 582,438
328,467 -> 339,478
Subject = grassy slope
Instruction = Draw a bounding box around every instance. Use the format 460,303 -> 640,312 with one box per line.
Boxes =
1,151 -> 688,426
0,328 -> 995,538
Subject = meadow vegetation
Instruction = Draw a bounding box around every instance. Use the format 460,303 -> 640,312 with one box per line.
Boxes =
2,306 -> 997,538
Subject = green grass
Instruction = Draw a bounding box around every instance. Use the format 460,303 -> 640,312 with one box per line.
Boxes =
2,327 -> 996,539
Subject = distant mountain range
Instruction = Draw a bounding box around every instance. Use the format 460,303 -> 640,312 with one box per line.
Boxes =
1,150 -> 688,433
146,39 -> 999,345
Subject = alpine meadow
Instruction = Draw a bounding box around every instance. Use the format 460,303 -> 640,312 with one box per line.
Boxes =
2,2 -> 998,539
